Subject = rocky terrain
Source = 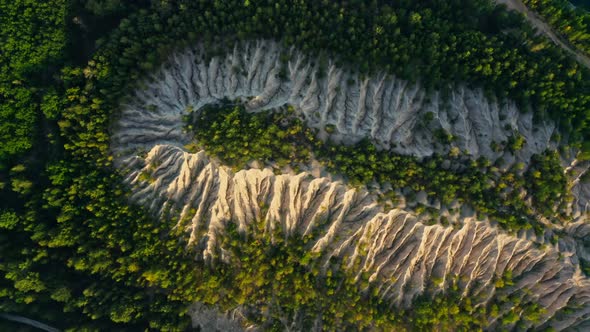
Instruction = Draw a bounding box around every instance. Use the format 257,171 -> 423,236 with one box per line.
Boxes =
113,40 -> 560,165
114,144 -> 589,330
111,40 -> 590,330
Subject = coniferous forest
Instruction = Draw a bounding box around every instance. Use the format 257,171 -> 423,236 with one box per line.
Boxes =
1,0 -> 590,331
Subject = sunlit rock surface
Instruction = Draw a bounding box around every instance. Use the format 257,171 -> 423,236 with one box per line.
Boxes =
111,40 -> 590,330
111,39 -> 590,215
113,143 -> 589,330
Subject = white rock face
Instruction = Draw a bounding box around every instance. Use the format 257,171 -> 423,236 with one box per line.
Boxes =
110,39 -> 590,215
111,40 -> 590,330
114,144 -> 590,330
112,40 -> 558,164
568,158 -> 590,218
187,303 -> 246,332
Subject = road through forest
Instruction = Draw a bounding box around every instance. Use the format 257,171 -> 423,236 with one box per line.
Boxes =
495,0 -> 590,69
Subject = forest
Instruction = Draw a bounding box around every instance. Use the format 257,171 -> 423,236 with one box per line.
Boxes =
191,102 -> 568,233
0,0 -> 588,330
522,0 -> 590,56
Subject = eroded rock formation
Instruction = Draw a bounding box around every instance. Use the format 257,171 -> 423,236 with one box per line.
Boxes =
114,144 -> 589,330
111,40 -> 590,330
112,40 -> 559,165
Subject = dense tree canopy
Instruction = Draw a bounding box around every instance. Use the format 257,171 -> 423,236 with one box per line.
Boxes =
0,0 -> 66,169
191,103 -> 568,233
522,0 -> 590,56
0,0 -> 588,330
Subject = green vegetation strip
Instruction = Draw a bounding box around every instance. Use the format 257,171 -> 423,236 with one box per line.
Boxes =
188,220 -> 545,331
189,103 -> 568,233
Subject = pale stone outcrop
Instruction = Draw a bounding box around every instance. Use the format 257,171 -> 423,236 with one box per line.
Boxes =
111,40 -> 590,330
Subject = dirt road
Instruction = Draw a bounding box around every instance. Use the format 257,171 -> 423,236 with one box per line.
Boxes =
0,313 -> 60,332
495,0 -> 590,69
